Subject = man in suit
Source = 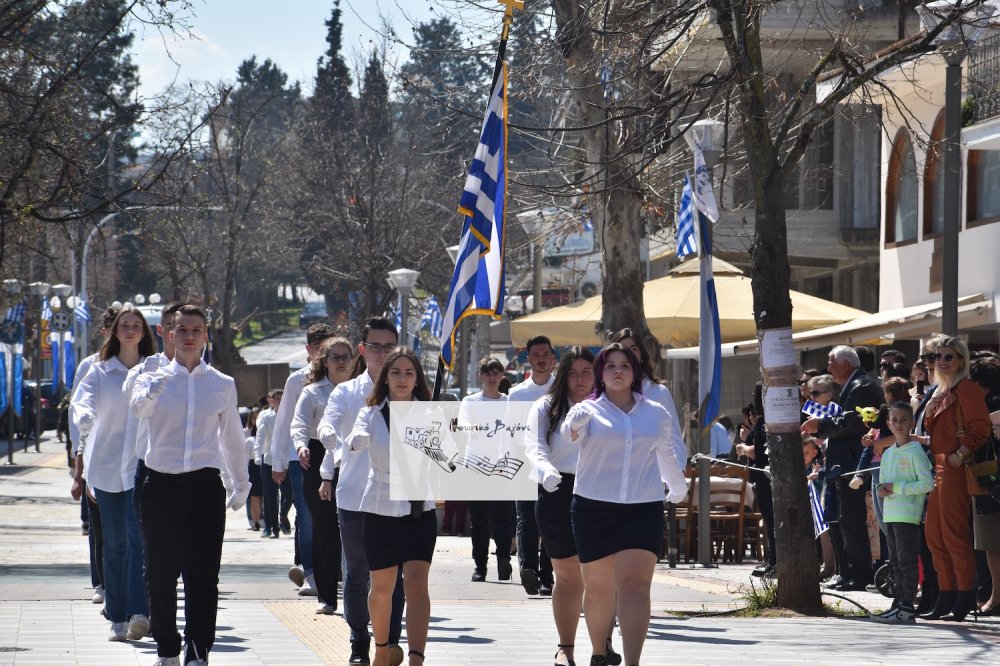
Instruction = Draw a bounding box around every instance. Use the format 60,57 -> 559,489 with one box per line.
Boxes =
802,345 -> 883,590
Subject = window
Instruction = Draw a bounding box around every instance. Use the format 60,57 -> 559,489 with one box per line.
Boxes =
885,129 -> 918,244
967,149 -> 1000,226
923,110 -> 945,237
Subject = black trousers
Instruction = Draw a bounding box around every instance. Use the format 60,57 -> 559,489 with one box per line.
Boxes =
469,500 -> 515,571
516,500 -> 553,583
835,477 -> 873,583
141,467 -> 226,661
302,439 -> 341,605
752,479 -> 777,566
886,522 -> 921,606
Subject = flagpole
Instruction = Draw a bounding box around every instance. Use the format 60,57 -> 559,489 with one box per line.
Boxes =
696,209 -> 713,567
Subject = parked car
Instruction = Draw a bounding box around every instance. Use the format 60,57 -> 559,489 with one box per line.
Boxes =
299,301 -> 328,328
14,380 -> 59,435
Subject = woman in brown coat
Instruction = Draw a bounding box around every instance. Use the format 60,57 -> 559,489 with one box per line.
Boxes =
920,336 -> 992,622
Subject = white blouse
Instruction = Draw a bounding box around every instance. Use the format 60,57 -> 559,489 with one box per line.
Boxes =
291,378 -> 335,452
642,377 -> 688,467
347,400 -> 436,518
525,395 -> 579,477
560,392 -> 687,504
317,371 -> 375,511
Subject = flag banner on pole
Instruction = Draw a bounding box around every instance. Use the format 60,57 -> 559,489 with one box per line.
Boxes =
421,296 -> 444,340
4,303 -> 26,323
809,482 -> 829,537
12,351 -> 23,417
684,131 -> 719,223
801,399 -> 844,420
63,332 -> 75,388
41,298 -> 51,322
440,34 -> 509,369
51,331 -> 59,385
75,300 -> 91,325
676,176 -> 697,258
697,210 -> 722,433
0,351 -> 6,415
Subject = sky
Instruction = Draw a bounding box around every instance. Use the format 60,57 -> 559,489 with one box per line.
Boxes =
131,0 -> 496,100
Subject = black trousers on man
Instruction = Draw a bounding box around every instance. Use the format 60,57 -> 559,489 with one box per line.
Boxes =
835,477 -> 873,584
302,439 -> 341,606
141,467 -> 226,662
469,500 -> 515,574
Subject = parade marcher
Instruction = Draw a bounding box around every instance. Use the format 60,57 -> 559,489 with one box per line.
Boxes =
255,389 -> 283,538
74,306 -> 156,642
461,357 -> 516,583
508,335 -> 556,596
317,317 -> 404,666
291,336 -> 354,614
562,344 -> 687,666
270,323 -> 338,596
346,347 -> 436,666
130,304 -> 250,666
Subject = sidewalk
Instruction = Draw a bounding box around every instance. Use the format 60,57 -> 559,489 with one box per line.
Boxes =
1,436 -> 998,664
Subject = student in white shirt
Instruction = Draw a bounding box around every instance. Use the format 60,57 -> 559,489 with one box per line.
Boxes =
254,389 -> 282,537
463,357 -> 516,583
507,335 -> 557,597
130,305 -> 250,666
562,344 -> 688,666
74,306 -> 156,643
346,347 -> 435,666
290,336 -> 354,615
316,316 -> 404,666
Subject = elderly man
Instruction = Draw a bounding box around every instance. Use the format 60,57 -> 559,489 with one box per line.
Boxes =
802,345 -> 883,591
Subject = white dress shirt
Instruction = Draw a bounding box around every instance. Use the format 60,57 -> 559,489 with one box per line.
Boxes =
270,366 -> 310,473
291,378 -> 335,452
317,371 -> 374,510
642,377 -> 688,467
507,375 -> 555,402
347,400 -> 436,517
124,352 -> 170,458
130,359 -> 250,504
69,353 -> 99,455
73,356 -> 143,493
525,395 -> 579,477
254,407 -> 275,466
560,392 -> 687,504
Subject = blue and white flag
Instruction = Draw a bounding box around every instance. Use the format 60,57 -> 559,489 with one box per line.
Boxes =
4,302 -> 25,323
801,399 -> 844,420
686,130 -> 719,223
41,298 -> 51,322
75,300 -> 91,325
12,350 -> 22,416
0,352 -> 6,415
697,208 -> 722,434
676,176 -> 697,258
421,296 -> 444,340
441,51 -> 508,369
63,332 -> 76,388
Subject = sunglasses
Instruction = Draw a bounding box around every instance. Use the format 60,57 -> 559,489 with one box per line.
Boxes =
927,353 -> 958,362
919,353 -> 937,362
326,353 -> 352,363
809,390 -> 829,397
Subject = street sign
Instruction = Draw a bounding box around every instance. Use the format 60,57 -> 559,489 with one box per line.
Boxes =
49,310 -> 72,332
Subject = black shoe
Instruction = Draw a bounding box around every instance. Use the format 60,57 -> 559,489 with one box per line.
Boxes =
940,590 -> 978,622
920,590 -> 957,620
751,564 -> 775,578
497,557 -> 513,581
590,656 -> 608,666
840,579 -> 873,592
605,641 -> 622,666
823,575 -> 844,589
539,582 -> 553,596
280,519 -> 291,534
471,569 -> 486,582
349,641 -> 370,664
915,588 -> 938,615
520,568 -> 539,594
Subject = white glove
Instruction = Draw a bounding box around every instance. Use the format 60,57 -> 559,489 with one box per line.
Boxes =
317,424 -> 337,447
541,469 -> 563,493
77,413 -> 95,436
254,456 -> 262,466
350,433 -> 370,451
568,408 -> 593,431
665,486 -> 687,504
142,356 -> 162,373
147,375 -> 169,399
227,484 -> 250,511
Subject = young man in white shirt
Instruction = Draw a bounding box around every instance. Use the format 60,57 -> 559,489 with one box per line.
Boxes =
254,389 -> 283,538
130,304 -> 250,666
507,336 -> 557,596
316,317 -> 404,666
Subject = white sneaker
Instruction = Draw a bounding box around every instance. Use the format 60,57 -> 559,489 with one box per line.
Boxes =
153,658 -> 181,666
287,565 -> 305,587
108,621 -> 128,641
127,614 -> 150,640
315,601 -> 335,615
91,585 -> 104,604
298,574 -> 318,597
871,606 -> 916,624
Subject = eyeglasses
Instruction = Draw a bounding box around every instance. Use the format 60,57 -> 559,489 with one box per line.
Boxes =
363,343 -> 394,354
326,353 -> 352,363
927,353 -> 957,362
919,353 -> 936,362
809,390 -> 829,397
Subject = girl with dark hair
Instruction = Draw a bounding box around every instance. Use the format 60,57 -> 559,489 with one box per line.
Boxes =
73,306 -> 155,642
561,344 -> 688,666
347,347 -> 434,665
291,336 -> 354,614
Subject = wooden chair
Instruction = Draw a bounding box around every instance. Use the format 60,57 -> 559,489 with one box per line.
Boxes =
662,466 -> 697,564
743,492 -> 766,563
684,464 -> 749,563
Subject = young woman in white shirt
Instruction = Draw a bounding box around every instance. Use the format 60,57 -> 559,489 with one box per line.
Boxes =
74,307 -> 156,642
563,344 -> 688,666
347,347 -> 435,666
291,336 -> 355,614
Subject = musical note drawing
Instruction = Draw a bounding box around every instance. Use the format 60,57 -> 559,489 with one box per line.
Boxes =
459,452 -> 524,480
404,422 -> 457,473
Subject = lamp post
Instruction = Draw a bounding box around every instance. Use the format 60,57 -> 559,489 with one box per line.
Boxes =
386,268 -> 421,350
2,278 -> 23,464
515,211 -> 546,313
28,281 -> 50,452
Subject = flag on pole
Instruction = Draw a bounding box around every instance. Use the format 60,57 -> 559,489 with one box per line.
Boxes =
688,133 -> 719,223
12,350 -> 23,416
75,300 -> 91,325
51,331 -> 59,385
41,298 -> 51,322
676,176 -> 697,258
801,399 -> 844,420
63,332 -> 76,388
4,302 -> 25,323
440,33 -> 509,369
421,297 -> 444,340
0,352 -> 6,415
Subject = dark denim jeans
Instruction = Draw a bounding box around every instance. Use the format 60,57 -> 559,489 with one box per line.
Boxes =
94,487 -> 147,622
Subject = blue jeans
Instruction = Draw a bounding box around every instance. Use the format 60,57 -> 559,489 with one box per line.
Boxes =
95,487 -> 147,622
339,508 -> 403,645
287,461 -> 313,574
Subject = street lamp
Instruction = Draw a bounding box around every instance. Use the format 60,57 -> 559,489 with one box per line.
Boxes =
28,281 -> 50,453
386,268 -> 421,349
49,284 -> 72,395
2,278 -> 23,464
515,211 -> 546,314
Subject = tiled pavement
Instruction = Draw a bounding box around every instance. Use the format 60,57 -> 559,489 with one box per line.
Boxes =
2,436 -> 999,664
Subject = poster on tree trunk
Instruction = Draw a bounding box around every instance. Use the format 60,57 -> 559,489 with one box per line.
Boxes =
760,327 -> 800,432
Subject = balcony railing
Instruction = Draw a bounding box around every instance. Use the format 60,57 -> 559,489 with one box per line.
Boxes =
968,32 -> 1000,125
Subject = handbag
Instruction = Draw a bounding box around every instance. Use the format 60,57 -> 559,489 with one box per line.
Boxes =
955,399 -> 994,496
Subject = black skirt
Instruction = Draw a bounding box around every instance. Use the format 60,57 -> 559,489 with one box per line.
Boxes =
247,461 -> 263,497
536,474 -> 577,560
363,509 -> 438,571
571,495 -> 663,564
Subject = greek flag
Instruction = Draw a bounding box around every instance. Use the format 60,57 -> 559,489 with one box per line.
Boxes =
75,300 -> 91,325
802,399 -> 844,420
676,176 -> 697,258
421,297 -> 444,339
41,298 -> 51,322
809,482 -> 829,537
441,49 -> 508,369
4,302 -> 25,323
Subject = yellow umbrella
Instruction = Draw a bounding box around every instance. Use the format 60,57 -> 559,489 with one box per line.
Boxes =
510,257 -> 870,348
